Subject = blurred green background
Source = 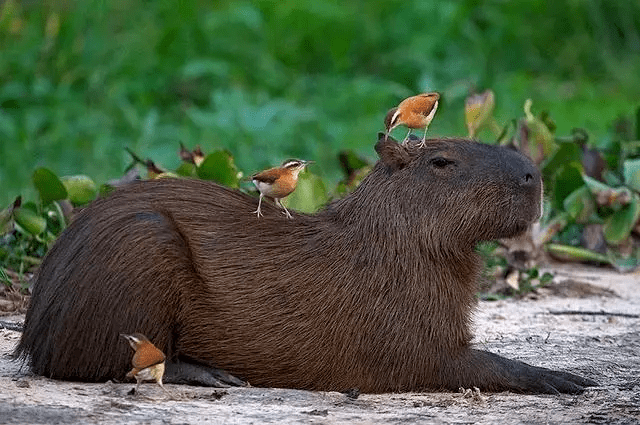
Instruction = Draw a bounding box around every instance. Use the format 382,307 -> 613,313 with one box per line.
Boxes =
1,0 -> 639,207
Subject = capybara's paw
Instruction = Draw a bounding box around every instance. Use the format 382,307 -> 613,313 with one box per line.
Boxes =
516,366 -> 598,394
483,351 -> 598,394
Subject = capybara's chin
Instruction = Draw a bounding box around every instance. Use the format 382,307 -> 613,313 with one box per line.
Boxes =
15,134 -> 595,394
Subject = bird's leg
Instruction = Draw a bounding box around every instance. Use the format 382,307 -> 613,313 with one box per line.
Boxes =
157,380 -> 177,400
253,194 -> 264,218
418,126 -> 429,148
275,199 -> 293,219
401,129 -> 413,145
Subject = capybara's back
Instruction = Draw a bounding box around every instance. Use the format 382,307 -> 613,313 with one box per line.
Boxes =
16,136 -> 596,393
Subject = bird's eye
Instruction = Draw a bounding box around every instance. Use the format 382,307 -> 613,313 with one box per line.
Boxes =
431,157 -> 452,168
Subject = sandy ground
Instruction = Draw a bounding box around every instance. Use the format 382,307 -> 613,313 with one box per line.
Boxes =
1,263 -> 639,424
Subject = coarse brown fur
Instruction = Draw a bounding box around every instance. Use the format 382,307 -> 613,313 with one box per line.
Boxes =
15,135 -> 596,394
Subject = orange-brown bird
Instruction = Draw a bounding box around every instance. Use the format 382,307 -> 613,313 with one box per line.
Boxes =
121,333 -> 173,397
252,159 -> 311,219
384,92 -> 440,147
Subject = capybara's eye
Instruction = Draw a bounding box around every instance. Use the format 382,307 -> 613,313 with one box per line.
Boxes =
431,157 -> 452,168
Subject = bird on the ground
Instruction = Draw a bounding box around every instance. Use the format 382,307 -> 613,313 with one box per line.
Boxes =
121,333 -> 173,397
252,159 -> 311,219
384,92 -> 440,147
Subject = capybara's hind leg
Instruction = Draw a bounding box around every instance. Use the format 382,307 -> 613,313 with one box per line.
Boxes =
164,361 -> 247,387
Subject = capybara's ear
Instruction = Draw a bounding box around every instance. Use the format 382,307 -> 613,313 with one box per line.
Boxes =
375,133 -> 410,170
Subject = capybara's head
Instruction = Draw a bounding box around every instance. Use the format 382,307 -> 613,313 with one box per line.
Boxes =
338,134 -> 542,250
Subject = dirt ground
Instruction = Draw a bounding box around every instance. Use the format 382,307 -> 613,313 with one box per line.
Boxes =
1,263 -> 639,425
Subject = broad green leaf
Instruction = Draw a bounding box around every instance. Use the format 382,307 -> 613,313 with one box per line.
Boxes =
540,142 -> 581,182
33,168 -> 67,205
176,162 -> 197,177
464,90 -> 495,138
283,172 -> 328,214
562,185 -> 594,224
623,159 -> 640,192
61,175 -> 97,205
603,194 -> 640,245
13,207 -> 47,235
196,150 -> 240,187
550,163 -> 584,210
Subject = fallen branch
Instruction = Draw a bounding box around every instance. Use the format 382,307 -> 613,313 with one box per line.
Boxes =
548,310 -> 639,318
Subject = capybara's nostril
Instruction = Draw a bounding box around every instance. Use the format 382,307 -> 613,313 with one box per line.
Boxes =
523,172 -> 534,185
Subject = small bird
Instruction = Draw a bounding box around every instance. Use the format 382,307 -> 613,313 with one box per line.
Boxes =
252,159 -> 311,219
384,92 -> 440,147
121,333 -> 173,397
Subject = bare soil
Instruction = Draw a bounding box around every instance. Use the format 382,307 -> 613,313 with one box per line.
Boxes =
1,263 -> 639,424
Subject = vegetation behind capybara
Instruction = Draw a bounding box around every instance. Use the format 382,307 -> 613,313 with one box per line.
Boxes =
15,136 -> 596,393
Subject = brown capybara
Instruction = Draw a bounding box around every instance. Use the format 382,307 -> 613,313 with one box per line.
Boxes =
15,135 -> 596,394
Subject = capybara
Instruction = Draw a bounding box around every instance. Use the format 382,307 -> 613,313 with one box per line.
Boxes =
15,135 -> 596,394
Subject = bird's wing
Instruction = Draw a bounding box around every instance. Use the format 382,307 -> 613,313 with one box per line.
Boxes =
419,97 -> 438,117
132,345 -> 166,369
252,168 -> 279,184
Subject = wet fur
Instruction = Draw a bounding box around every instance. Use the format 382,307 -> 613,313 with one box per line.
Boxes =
16,137 -> 592,393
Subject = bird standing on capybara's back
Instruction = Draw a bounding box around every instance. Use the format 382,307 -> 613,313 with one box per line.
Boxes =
15,135 -> 596,394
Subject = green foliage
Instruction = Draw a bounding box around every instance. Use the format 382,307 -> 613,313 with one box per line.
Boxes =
61,175 -> 98,205
539,120 -> 640,270
466,91 -> 640,277
603,194 -> 640,245
2,0 -> 640,208
1,168 -> 99,284
32,168 -> 67,206
196,150 -> 241,188
13,205 -> 47,236
516,269 -> 554,296
283,171 -> 328,213
3,0 -> 640,288
563,186 -> 595,224
551,163 -> 585,212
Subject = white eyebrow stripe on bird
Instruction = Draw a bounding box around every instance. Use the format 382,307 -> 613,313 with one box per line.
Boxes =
390,108 -> 401,128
